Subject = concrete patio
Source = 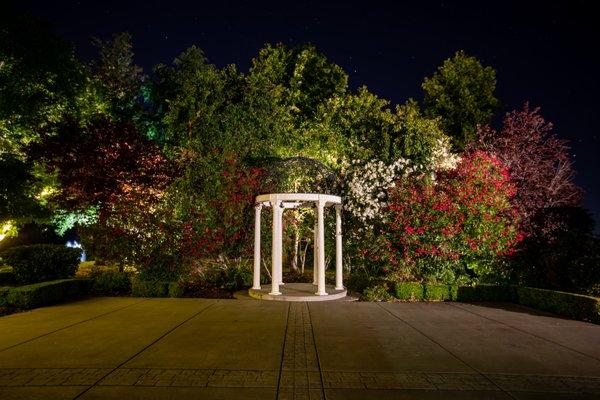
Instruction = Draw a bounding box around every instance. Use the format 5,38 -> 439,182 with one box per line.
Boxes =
0,297 -> 599,400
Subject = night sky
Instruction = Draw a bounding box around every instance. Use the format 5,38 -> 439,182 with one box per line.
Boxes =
8,0 -> 600,229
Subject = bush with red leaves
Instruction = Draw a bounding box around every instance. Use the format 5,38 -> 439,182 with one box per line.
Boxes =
386,151 -> 521,282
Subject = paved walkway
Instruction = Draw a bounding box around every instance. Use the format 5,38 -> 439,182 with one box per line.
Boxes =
0,298 -> 599,399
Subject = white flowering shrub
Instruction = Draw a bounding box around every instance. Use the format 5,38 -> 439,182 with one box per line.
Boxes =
344,157 -> 415,227
342,136 -> 460,272
429,136 -> 460,172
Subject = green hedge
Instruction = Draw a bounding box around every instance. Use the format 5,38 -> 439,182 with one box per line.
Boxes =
517,287 -> 600,324
394,282 -> 425,301
391,282 -> 519,302
0,279 -> 90,309
382,281 -> 600,324
393,282 -> 458,301
131,279 -> 183,298
1,244 -> 81,284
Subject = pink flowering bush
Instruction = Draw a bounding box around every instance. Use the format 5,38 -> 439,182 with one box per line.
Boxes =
386,151 -> 522,283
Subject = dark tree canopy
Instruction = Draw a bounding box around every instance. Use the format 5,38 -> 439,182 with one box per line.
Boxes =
0,14 -> 86,154
0,154 -> 43,223
92,32 -> 145,123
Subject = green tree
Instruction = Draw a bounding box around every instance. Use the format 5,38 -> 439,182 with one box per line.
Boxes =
392,99 -> 446,165
247,43 -> 350,166
0,14 -> 92,235
149,46 -> 246,154
422,50 -> 500,150
249,43 -> 348,119
318,87 -> 393,162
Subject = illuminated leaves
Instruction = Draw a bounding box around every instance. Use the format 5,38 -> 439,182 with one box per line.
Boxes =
422,51 -> 500,150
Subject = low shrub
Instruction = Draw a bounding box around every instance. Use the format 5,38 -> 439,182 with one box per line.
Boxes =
186,258 -> 253,292
424,284 -> 456,301
137,253 -> 183,282
0,279 -> 90,309
394,282 -> 424,301
0,245 -> 81,284
359,280 -> 600,324
131,279 -> 168,297
387,282 -> 459,301
131,278 -> 184,298
219,260 -> 252,291
76,261 -> 99,278
90,269 -> 132,296
0,287 -> 9,302
283,270 -> 314,284
362,283 -> 393,302
345,271 -> 373,293
181,278 -> 233,299
168,282 -> 185,298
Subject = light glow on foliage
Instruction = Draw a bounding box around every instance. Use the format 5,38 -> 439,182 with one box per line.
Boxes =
65,240 -> 86,262
0,221 -> 17,242
35,185 -> 58,205
52,208 -> 99,236
430,137 -> 461,172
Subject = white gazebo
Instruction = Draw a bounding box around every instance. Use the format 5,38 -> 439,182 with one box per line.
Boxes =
249,193 -> 345,300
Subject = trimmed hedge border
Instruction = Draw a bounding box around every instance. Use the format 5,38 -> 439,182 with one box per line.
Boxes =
0,244 -> 81,284
0,279 -> 90,309
517,287 -> 600,324
389,281 -> 600,324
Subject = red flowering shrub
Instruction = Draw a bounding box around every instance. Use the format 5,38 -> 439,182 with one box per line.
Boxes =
386,151 -> 521,282
180,155 -> 267,264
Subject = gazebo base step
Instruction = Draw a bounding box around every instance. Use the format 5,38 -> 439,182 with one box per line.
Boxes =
248,283 -> 347,301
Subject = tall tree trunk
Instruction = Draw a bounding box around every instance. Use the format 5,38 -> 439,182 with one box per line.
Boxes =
300,239 -> 309,274
291,224 -> 299,272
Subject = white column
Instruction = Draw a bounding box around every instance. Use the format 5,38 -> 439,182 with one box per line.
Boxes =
316,200 -> 327,295
313,207 -> 318,285
278,204 -> 284,285
335,205 -> 344,290
252,202 -> 262,290
270,200 -> 282,295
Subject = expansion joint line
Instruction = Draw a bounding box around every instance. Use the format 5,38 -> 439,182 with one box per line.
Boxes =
448,302 -> 600,363
275,302 -> 291,400
306,303 -> 327,400
73,300 -> 219,400
0,298 -> 148,353
376,302 -> 518,400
